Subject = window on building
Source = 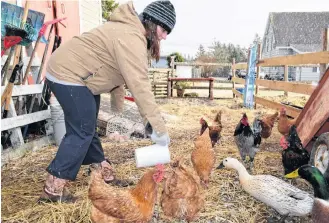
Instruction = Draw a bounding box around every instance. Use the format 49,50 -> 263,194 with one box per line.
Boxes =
312,67 -> 318,73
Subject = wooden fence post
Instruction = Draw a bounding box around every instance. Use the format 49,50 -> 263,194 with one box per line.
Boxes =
7,98 -> 24,147
320,28 -> 328,79
170,56 -> 175,78
153,71 -> 156,96
166,71 -> 170,96
232,58 -> 236,98
284,65 -> 289,96
167,78 -> 171,98
209,78 -> 214,100
171,80 -> 173,97
254,43 -> 261,109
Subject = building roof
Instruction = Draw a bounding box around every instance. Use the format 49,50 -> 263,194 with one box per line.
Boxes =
269,12 -> 329,52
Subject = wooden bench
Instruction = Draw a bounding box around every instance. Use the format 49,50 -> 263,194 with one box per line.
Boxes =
167,77 -> 214,100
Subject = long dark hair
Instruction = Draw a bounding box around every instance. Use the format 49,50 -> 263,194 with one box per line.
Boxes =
142,20 -> 160,61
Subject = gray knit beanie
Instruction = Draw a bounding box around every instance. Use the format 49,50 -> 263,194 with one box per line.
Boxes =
141,0 -> 176,34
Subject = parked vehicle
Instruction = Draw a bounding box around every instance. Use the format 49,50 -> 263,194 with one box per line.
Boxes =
259,72 -> 265,79
230,71 -> 266,80
239,70 -> 247,78
264,72 -> 294,81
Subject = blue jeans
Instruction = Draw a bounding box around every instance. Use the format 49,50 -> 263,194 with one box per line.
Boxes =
46,79 -> 105,180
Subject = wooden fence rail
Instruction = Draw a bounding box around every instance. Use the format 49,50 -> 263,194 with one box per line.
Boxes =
257,51 -> 329,66
167,77 -> 215,99
231,29 -> 328,118
231,50 -> 328,117
1,84 -> 51,147
255,79 -> 316,95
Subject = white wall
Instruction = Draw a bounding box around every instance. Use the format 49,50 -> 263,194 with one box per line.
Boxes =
176,65 -> 193,78
79,0 -> 102,34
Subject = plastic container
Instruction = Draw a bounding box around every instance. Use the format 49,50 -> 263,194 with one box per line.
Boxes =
135,144 -> 171,168
50,95 -> 66,146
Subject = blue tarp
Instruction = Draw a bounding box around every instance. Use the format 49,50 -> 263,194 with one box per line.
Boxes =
243,44 -> 258,108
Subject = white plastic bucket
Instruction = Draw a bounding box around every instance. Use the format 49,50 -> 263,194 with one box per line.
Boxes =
50,95 -> 66,146
135,144 -> 171,168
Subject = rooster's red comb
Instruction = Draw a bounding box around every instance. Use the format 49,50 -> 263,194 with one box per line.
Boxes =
153,164 -> 165,183
155,164 -> 165,172
280,136 -> 289,150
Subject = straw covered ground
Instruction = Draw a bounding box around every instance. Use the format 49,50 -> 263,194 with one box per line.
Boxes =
1,96 -> 314,223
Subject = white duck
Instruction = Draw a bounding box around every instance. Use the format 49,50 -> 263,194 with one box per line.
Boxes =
217,157 -> 314,221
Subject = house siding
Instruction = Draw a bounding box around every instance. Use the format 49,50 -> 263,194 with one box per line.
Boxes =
296,67 -> 320,82
79,0 -> 102,34
260,12 -> 327,82
262,48 -> 297,80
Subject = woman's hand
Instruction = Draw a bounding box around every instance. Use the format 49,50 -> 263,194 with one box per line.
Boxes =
145,122 -> 170,146
150,131 -> 170,146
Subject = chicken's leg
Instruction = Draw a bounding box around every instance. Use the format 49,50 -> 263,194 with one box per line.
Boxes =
240,154 -> 247,166
249,157 -> 254,171
278,214 -> 288,223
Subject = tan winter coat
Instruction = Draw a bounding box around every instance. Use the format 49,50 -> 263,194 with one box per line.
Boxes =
46,2 -> 166,135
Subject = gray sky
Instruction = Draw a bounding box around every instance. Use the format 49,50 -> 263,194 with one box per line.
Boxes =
118,0 -> 329,57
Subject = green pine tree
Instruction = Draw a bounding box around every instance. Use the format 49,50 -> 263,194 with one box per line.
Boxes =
102,0 -> 119,21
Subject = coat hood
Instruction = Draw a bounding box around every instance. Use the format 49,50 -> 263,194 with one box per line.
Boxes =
110,1 -> 145,35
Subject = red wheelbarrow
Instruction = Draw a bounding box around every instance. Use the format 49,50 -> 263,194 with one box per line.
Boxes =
296,67 -> 329,181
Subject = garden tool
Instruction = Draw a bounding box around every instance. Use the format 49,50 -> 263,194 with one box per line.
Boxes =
38,0 -> 65,111
39,3 -> 64,112
1,36 -> 23,57
10,0 -> 31,72
22,23 -> 56,138
1,26 -> 29,85
4,24 -> 30,40
22,17 -> 67,85
1,61 -> 24,118
25,27 -> 64,139
39,36 -> 62,113
124,96 -> 135,102
35,24 -> 55,84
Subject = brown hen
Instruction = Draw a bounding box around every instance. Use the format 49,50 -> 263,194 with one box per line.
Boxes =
160,159 -> 204,222
260,111 -> 278,138
278,107 -> 296,136
200,110 -> 223,147
191,128 -> 216,188
88,164 -> 164,223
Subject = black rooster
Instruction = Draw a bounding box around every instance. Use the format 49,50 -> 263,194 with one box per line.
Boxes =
234,113 -> 261,170
252,113 -> 262,148
280,125 -> 310,175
